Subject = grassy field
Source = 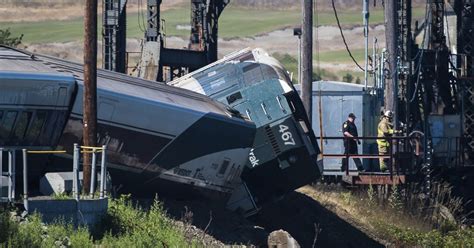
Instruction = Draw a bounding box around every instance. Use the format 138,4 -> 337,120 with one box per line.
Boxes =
318,48 -> 365,63
273,52 -> 365,82
2,5 -> 425,44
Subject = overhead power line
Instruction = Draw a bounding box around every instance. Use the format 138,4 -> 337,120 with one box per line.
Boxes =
331,0 -> 365,72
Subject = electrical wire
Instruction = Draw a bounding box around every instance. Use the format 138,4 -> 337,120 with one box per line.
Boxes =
314,0 -> 324,155
409,1 -> 431,103
331,0 -> 365,72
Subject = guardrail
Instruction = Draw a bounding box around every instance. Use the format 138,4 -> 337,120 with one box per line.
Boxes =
319,135 -> 464,177
20,143 -> 108,213
21,149 -> 67,212
319,136 -> 417,178
79,145 -> 107,199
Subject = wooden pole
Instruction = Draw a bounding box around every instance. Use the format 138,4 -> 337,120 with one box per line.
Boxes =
384,0 -> 397,115
83,0 -> 98,194
301,0 -> 313,123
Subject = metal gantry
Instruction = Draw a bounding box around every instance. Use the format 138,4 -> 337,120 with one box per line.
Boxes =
383,0 -> 471,173
131,0 -> 229,82
455,0 -> 474,161
103,0 -> 127,73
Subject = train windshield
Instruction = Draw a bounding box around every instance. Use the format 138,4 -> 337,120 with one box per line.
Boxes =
241,62 -> 292,87
193,63 -> 240,96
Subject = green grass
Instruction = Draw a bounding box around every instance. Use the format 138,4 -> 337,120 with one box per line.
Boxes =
309,183 -> 474,248
318,48 -> 365,63
273,52 -> 341,82
0,195 -> 198,247
2,6 -> 426,44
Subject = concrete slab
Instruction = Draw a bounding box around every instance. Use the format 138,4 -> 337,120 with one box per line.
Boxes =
40,172 -> 109,196
28,197 -> 108,228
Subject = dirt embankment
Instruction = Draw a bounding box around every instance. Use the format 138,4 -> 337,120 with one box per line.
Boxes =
151,185 -> 385,247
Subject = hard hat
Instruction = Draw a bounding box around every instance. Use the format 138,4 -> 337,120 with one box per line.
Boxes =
384,110 -> 394,118
348,113 -> 356,118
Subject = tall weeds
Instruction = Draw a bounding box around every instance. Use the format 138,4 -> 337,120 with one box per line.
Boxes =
0,195 -> 196,247
309,182 -> 473,247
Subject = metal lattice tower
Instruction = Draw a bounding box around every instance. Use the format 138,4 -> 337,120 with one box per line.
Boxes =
156,0 -> 229,81
188,0 -> 229,62
102,0 -> 127,73
455,0 -> 474,160
146,0 -> 162,42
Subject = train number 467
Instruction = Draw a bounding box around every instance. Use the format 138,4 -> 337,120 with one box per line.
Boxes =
278,124 -> 296,146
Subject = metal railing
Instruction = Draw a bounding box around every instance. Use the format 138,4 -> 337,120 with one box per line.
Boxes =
21,143 -> 108,213
0,148 -> 16,203
22,149 -> 67,212
319,135 -> 464,176
319,136 -> 417,177
79,145 -> 107,199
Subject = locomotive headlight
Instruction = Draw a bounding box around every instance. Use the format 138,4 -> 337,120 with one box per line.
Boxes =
289,155 -> 297,164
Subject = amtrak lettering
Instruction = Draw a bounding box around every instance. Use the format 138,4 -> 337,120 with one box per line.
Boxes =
248,148 -> 259,167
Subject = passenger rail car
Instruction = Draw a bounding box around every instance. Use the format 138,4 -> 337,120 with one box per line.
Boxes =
0,71 -> 75,148
169,48 -> 322,214
0,46 -> 256,208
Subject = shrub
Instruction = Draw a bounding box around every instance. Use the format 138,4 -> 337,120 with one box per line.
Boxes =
2,195 -> 192,247
388,184 -> 403,211
97,195 -> 190,247
379,220 -> 474,248
342,73 -> 353,83
8,214 -> 44,248
355,77 -> 361,84
0,209 -> 18,244
70,227 -> 94,248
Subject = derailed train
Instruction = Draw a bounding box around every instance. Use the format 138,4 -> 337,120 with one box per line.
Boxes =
169,48 -> 322,213
0,45 -> 320,214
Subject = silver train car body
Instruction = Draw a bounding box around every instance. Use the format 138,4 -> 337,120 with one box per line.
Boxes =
0,46 -> 256,207
170,48 -> 322,214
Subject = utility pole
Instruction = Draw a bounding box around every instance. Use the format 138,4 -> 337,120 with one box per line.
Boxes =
83,0 -> 98,194
301,0 -> 313,123
363,0 -> 369,89
384,0 -> 398,117
293,27 -> 302,84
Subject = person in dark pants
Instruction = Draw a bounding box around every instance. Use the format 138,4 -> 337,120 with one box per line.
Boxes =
341,113 -> 364,172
